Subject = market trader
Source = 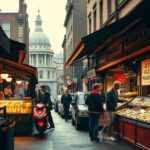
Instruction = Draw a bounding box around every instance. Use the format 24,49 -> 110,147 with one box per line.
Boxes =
40,85 -> 55,129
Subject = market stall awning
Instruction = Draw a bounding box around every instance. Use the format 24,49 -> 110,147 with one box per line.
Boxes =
0,26 -> 26,63
66,0 -> 150,68
0,27 -> 10,56
0,57 -> 38,83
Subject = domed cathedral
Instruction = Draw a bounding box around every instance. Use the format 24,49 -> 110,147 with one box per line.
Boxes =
29,10 -> 57,98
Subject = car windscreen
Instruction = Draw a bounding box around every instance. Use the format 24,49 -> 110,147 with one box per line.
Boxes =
78,94 -> 87,105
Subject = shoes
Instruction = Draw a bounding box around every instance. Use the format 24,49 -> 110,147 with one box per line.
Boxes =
47,126 -> 55,130
107,136 -> 116,141
94,137 -> 100,143
90,138 -> 94,142
98,131 -> 103,142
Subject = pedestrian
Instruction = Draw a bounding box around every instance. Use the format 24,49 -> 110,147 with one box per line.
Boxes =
61,88 -> 72,122
40,85 -> 55,129
85,83 -> 104,142
106,81 -> 125,141
97,83 -> 106,141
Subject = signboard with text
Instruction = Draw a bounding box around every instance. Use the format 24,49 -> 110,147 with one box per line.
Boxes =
142,59 -> 150,85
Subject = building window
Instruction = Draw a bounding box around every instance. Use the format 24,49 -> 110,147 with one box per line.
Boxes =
93,3 -> 97,32
118,0 -> 124,5
2,22 -> 10,37
88,13 -> 92,34
46,55 -> 50,66
39,54 -> 44,66
32,54 -> 36,66
39,70 -> 43,79
100,0 -> 103,27
107,0 -> 112,18
47,71 -> 50,79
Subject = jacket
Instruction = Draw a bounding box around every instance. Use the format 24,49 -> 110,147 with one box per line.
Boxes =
61,94 -> 72,108
85,90 -> 104,113
38,92 -> 52,109
106,88 -> 124,111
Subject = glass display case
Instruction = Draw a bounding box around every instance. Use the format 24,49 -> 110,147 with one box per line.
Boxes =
116,97 -> 150,124
0,100 -> 32,114
114,97 -> 150,150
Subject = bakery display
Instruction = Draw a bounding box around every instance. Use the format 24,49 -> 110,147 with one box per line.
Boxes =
0,101 -> 32,114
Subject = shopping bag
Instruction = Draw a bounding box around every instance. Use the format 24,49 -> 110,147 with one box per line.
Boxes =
98,112 -> 110,126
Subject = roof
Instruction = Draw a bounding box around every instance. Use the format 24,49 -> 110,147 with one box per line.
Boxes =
66,0 -> 150,67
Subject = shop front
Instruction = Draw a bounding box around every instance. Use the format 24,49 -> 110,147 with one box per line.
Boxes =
65,1 -> 150,149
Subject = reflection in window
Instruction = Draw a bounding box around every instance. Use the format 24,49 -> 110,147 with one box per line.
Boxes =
2,22 -> 10,37
39,70 -> 43,79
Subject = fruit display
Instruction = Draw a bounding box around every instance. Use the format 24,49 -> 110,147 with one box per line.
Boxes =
0,101 -> 32,114
116,108 -> 150,123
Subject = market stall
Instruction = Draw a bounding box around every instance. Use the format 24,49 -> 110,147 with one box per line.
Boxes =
0,57 -> 37,134
115,97 -> 150,150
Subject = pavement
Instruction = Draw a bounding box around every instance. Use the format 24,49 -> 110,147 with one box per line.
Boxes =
15,111 -> 133,150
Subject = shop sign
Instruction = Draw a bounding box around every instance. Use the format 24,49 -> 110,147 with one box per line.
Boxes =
87,69 -> 96,79
107,40 -> 122,60
114,71 -> 126,83
142,59 -> 150,85
123,28 -> 150,52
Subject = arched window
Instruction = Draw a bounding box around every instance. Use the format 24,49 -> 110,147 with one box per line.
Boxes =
39,70 -> 43,79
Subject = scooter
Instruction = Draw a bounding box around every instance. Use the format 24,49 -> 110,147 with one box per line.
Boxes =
33,104 -> 48,136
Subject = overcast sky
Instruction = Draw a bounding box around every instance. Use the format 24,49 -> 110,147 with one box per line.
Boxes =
0,0 -> 67,54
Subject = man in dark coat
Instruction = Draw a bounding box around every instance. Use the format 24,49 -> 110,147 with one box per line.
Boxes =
85,83 -> 104,142
61,89 -> 72,122
40,85 -> 55,129
106,81 -> 124,141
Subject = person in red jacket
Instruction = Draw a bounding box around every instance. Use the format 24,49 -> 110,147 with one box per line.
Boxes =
85,83 -> 104,142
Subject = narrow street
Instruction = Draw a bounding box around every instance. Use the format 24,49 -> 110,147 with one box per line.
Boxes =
15,111 -> 132,150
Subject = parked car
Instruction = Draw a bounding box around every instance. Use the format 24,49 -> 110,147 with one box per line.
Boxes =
71,92 -> 89,130
54,95 -> 62,112
50,96 -> 55,109
58,93 -> 75,118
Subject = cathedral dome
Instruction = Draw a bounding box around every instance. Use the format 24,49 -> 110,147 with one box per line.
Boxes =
29,10 -> 51,47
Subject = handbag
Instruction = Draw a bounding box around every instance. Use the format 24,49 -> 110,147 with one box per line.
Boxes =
98,112 -> 110,126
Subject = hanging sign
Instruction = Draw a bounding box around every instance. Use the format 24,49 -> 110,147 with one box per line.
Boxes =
87,69 -> 96,79
113,71 -> 126,83
142,59 -> 150,85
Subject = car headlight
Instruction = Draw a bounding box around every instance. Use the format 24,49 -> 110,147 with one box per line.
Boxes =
79,111 -> 88,116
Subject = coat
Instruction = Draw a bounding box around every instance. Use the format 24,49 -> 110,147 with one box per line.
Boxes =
61,94 -> 72,108
106,88 -> 124,111
38,92 -> 52,109
85,90 -> 104,113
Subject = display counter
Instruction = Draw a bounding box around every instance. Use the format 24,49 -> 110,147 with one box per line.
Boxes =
0,98 -> 33,134
115,97 -> 150,150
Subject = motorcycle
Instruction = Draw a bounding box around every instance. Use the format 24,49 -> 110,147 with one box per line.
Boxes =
33,104 -> 48,136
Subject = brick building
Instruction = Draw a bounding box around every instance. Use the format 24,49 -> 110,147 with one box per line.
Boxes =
0,0 -> 29,64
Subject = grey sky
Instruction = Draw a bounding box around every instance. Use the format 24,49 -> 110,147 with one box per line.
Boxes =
0,0 -> 67,53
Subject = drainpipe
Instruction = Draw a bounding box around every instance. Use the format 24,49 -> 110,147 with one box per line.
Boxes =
115,0 -> 119,21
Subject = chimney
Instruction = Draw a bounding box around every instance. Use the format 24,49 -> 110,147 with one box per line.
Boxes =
19,0 -> 24,13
